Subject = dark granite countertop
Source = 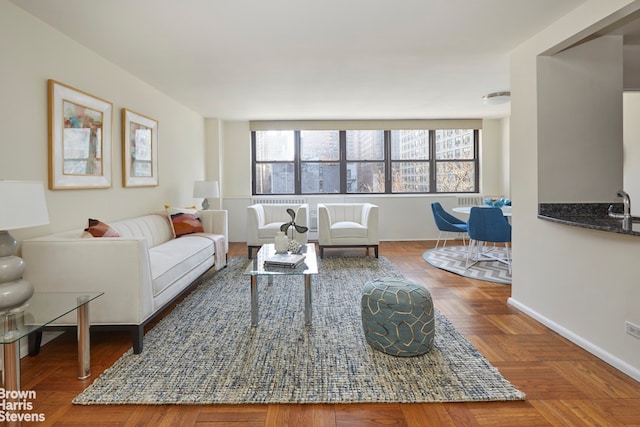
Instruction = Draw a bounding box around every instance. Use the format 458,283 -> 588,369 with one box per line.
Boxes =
538,203 -> 640,236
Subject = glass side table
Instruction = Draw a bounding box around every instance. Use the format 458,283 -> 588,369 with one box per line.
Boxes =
0,292 -> 103,391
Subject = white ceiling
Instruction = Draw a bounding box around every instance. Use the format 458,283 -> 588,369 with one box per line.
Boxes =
11,0 -> 587,121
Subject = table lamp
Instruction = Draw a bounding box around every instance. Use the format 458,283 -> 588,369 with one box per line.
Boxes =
0,181 -> 50,311
193,180 -> 219,210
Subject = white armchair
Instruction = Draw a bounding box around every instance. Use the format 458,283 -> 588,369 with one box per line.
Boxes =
246,203 -> 309,258
317,203 -> 379,258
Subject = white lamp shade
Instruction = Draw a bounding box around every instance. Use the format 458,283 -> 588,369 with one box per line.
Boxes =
193,181 -> 219,198
0,181 -> 50,230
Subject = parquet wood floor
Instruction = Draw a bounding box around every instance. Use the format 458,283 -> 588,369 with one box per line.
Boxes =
17,241 -> 640,426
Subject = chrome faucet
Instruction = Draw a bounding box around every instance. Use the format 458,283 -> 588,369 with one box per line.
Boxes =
617,190 -> 632,219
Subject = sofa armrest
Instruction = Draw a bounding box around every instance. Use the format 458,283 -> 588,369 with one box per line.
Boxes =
21,236 -> 154,325
199,209 -> 229,253
246,204 -> 265,246
290,204 -> 309,244
317,204 -> 332,245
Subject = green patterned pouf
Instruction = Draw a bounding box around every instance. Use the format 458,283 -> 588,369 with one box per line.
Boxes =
361,277 -> 435,357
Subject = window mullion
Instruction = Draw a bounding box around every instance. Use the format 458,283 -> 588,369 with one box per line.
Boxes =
429,130 -> 436,193
294,131 -> 301,194
474,129 -> 480,192
340,131 -> 347,194
251,132 -> 257,195
384,130 -> 391,193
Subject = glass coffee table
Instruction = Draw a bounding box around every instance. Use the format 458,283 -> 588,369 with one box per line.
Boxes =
243,243 -> 318,327
0,291 -> 103,391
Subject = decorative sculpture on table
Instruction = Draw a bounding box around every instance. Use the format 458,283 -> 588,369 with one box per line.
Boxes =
280,208 -> 308,253
273,231 -> 289,253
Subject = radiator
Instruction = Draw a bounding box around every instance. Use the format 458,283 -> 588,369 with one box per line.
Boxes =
250,197 -> 307,205
457,196 -> 483,206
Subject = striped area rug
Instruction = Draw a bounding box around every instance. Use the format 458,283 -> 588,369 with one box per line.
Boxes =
74,256 -> 523,405
423,245 -> 511,284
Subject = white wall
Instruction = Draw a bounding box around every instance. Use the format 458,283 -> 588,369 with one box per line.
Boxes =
0,0 -> 207,243
623,92 -> 640,215
481,118 -> 510,197
538,35 -> 623,202
510,0 -> 640,381
217,118 -> 508,242
624,44 -> 640,90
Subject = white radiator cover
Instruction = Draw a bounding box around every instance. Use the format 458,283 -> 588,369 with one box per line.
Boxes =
251,197 -> 307,205
457,195 -> 505,206
457,196 -> 483,206
250,197 -> 317,230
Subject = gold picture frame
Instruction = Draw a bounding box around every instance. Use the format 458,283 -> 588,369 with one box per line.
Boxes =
48,80 -> 113,189
122,108 -> 158,187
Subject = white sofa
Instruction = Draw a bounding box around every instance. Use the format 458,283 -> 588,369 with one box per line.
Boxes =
246,203 -> 309,258
317,203 -> 379,258
21,210 -> 228,354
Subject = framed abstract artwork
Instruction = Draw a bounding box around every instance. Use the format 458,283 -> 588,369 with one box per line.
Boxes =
48,80 -> 113,189
122,108 -> 158,187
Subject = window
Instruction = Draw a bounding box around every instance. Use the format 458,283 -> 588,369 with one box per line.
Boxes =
346,130 -> 385,193
252,129 -> 478,195
390,130 -> 430,193
435,129 -> 476,192
253,130 -> 295,194
300,130 -> 340,194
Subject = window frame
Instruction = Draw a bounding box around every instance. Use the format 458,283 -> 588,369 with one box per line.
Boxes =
251,129 -> 479,195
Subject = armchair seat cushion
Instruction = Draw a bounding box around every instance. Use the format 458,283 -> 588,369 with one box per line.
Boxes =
258,222 -> 285,239
331,221 -> 368,238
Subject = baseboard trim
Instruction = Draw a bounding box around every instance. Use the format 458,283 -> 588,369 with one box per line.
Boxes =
507,297 -> 640,383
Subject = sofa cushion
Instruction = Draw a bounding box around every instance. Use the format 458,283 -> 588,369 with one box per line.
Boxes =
111,214 -> 174,249
85,218 -> 120,237
149,235 -> 214,297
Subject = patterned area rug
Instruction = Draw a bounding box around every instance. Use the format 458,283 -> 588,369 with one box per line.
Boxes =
74,256 -> 524,405
423,245 -> 511,284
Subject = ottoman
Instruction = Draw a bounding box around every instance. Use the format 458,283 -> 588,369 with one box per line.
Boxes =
361,277 -> 435,357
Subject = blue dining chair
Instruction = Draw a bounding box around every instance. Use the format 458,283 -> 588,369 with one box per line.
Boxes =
431,202 -> 468,248
465,207 -> 512,274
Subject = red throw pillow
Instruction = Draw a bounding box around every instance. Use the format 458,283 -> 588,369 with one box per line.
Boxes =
170,213 -> 204,237
85,218 -> 120,237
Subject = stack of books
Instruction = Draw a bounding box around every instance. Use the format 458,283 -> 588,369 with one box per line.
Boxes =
264,252 -> 306,269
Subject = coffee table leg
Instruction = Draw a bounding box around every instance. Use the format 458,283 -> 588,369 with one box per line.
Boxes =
2,336 -> 20,427
251,275 -> 258,327
3,337 -> 19,391
305,275 -> 312,326
77,298 -> 91,380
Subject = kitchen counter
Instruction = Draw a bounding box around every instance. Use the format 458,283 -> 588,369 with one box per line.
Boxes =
538,203 -> 640,236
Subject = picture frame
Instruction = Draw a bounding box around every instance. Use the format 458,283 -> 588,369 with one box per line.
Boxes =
48,79 -> 113,190
122,108 -> 159,187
